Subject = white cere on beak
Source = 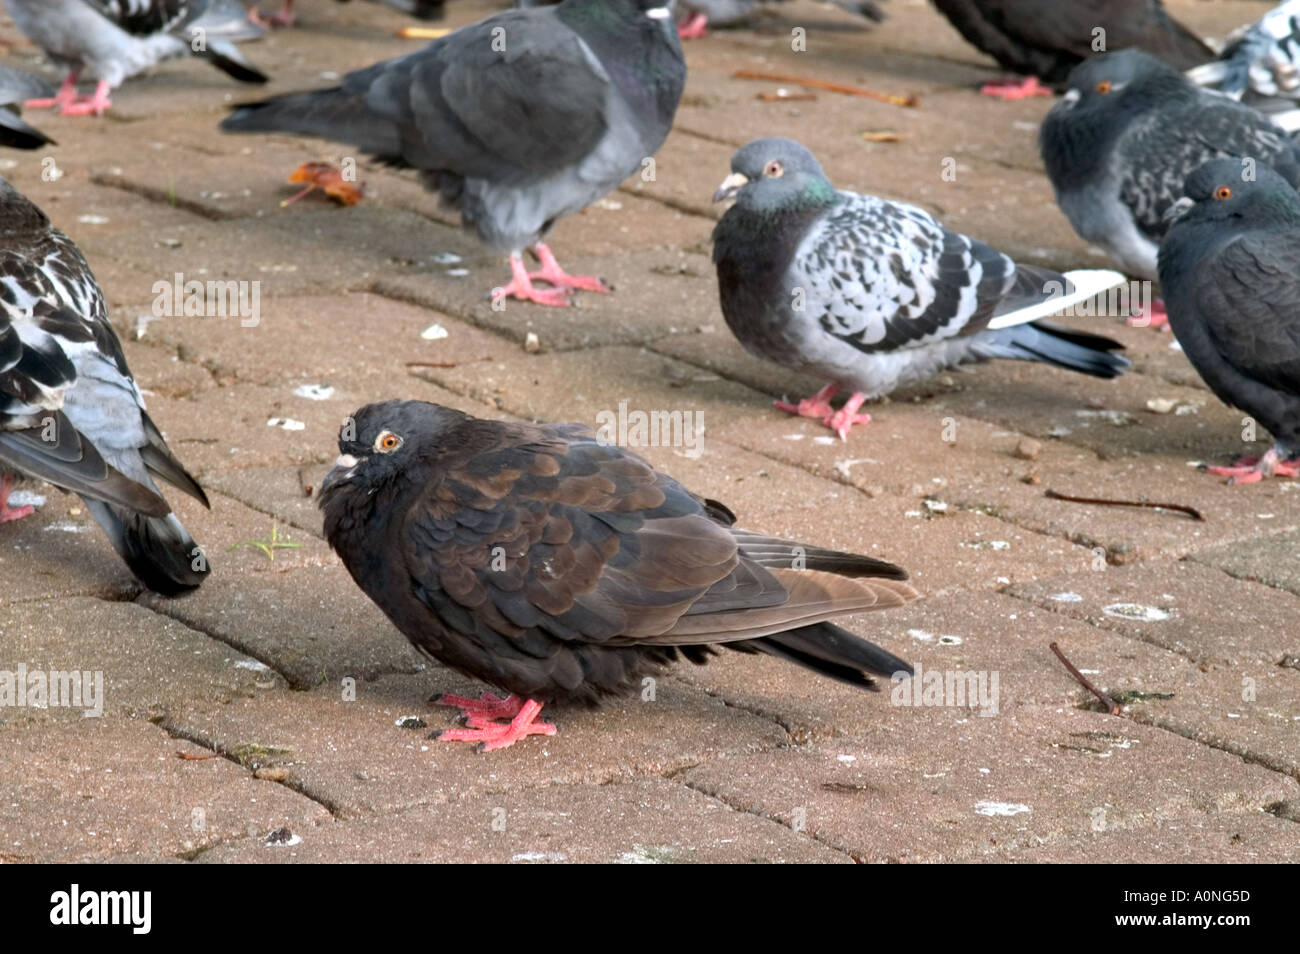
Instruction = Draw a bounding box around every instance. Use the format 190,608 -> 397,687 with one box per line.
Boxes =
334,453 -> 360,470
646,6 -> 671,19
1060,89 -> 1081,108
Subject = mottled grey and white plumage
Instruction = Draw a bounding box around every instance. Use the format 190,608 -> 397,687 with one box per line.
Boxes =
517,0 -> 884,30
1159,158 -> 1300,481
222,0 -> 685,305
2,0 -> 267,96
1040,49 -> 1300,280
711,138 -> 1129,437
0,65 -> 55,148
0,175 -> 210,593
1187,0 -> 1300,119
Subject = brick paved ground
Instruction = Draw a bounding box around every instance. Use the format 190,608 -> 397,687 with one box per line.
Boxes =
0,0 -> 1297,863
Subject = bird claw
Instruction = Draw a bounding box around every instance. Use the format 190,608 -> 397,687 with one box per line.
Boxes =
431,697 -> 555,752
1127,298 -> 1170,330
678,12 -> 709,39
980,76 -> 1051,100
1204,451 -> 1300,483
0,504 -> 34,524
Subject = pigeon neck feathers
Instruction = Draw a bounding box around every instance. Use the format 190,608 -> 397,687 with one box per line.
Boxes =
0,180 -> 52,245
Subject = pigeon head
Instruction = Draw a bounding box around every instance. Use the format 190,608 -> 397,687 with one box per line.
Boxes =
1165,157 -> 1300,228
713,138 -> 837,213
319,400 -> 469,499
1053,49 -> 1189,116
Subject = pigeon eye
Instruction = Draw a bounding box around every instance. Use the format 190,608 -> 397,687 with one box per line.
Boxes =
764,160 -> 784,179
374,431 -> 403,453
1096,80 -> 1112,94
1214,185 -> 1232,200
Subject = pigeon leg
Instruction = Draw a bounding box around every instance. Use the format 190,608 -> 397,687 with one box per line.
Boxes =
980,76 -> 1051,100
1205,446 -> 1300,484
825,392 -> 872,441
25,72 -> 78,110
249,0 -> 295,27
491,253 -> 575,307
678,11 -> 709,39
59,80 -> 111,117
529,244 -> 611,294
432,691 -> 524,722
0,474 -> 35,524
432,697 -> 556,753
774,383 -> 839,420
1128,297 -> 1170,330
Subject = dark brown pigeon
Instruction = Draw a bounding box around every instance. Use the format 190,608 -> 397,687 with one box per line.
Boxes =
319,400 -> 919,751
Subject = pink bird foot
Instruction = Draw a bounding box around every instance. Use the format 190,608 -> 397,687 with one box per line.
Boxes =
529,243 -> 610,294
433,691 -> 525,722
432,696 -> 556,752
775,384 -> 871,439
25,73 -> 78,110
1128,297 -> 1169,330
249,1 -> 295,27
678,11 -> 709,39
59,81 -> 112,117
0,474 -> 35,524
491,253 -> 576,307
1204,448 -> 1300,484
980,76 -> 1051,100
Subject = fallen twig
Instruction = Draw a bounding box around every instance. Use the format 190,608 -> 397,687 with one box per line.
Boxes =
176,751 -> 223,761
1050,642 -> 1120,715
405,356 -> 494,370
297,468 -> 312,498
1044,489 -> 1204,521
733,70 -> 918,107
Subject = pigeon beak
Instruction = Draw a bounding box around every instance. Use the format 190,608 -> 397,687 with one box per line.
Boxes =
713,172 -> 749,203
320,453 -> 361,494
1058,88 -> 1080,110
645,5 -> 671,19
1164,197 -> 1194,224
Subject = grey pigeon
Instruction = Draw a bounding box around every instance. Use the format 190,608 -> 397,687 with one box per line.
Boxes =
1040,48 -> 1300,321
932,0 -> 1210,99
711,137 -> 1129,439
1159,158 -> 1300,483
0,65 -> 55,148
518,0 -> 884,39
222,0 -> 685,307
319,399 -> 917,751
0,176 -> 211,593
3,0 -> 268,117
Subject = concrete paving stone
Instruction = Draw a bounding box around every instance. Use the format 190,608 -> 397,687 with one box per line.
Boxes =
1007,561 -> 1300,668
1190,529 -> 1300,601
161,672 -> 789,818
194,776 -> 848,863
673,590 -> 1200,743
997,811 -> 1300,864
0,719 -> 330,862
138,564 -> 426,690
681,704 -> 1299,863
0,596 -> 281,724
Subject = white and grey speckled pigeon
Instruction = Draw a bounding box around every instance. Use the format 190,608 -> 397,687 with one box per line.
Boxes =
249,0 -> 446,30
222,0 -> 685,307
1040,50 -> 1300,287
3,0 -> 267,117
517,0 -> 884,39
0,176 -> 211,594
1159,158 -> 1300,483
0,65 -> 55,149
1187,1 -> 1300,120
712,138 -> 1130,440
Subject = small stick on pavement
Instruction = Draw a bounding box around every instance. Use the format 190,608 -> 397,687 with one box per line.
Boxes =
1050,642 -> 1120,715
297,468 -> 312,498
732,70 -> 919,107
1044,489 -> 1204,521
176,751 -> 223,761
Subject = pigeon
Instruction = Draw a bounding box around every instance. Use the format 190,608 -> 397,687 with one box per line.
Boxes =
222,0 -> 685,307
0,65 -> 56,149
0,176 -> 211,593
3,0 -> 268,117
319,400 -> 918,751
711,137 -> 1130,440
931,0 -> 1211,100
249,0 -> 446,29
1187,1 -> 1300,119
1040,49 -> 1300,326
516,0 -> 884,40
1158,158 -> 1300,483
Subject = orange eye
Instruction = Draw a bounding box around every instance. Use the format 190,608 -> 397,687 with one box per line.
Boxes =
764,160 -> 784,178
1096,80 -> 1112,94
374,431 -> 402,453
1214,185 -> 1232,200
